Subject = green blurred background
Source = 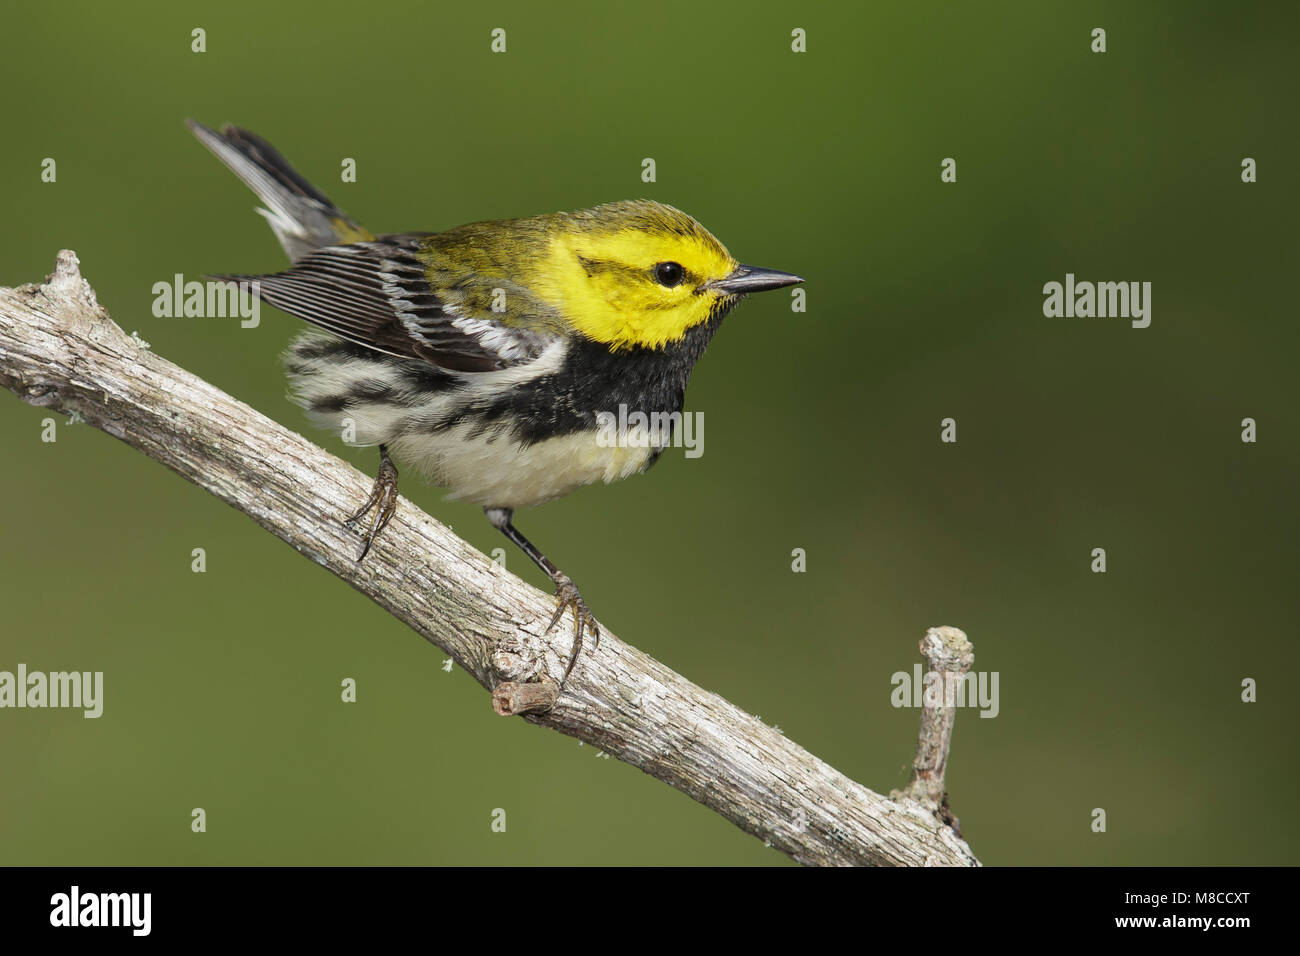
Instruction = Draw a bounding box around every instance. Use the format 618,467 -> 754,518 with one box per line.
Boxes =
1,0 -> 1297,865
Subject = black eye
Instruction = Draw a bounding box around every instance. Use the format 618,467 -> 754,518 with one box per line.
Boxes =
653,261 -> 685,287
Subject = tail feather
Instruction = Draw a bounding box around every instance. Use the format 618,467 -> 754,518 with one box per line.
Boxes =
186,119 -> 373,261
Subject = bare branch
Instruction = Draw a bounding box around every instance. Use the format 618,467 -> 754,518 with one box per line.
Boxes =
893,626 -> 975,836
0,251 -> 979,867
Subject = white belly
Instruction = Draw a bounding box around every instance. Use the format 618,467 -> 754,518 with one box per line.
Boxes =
285,333 -> 659,508
389,424 -> 656,508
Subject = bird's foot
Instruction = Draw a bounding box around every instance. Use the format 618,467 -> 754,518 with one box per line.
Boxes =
344,447 -> 399,561
545,572 -> 600,684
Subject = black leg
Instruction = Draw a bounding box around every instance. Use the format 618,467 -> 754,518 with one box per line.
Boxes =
484,506 -> 600,684
345,444 -> 399,561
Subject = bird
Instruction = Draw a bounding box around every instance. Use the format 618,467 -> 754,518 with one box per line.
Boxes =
186,119 -> 803,684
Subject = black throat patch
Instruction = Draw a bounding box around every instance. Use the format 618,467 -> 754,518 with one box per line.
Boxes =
469,303 -> 732,445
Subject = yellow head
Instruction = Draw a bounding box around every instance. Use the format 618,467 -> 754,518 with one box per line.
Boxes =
524,201 -> 802,351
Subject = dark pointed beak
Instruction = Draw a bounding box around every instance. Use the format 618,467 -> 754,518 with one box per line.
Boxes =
707,264 -> 804,295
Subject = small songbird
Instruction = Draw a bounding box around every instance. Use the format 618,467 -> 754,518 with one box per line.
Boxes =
187,120 -> 802,682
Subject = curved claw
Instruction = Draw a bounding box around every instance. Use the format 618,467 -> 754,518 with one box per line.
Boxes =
545,574 -> 600,684
346,452 -> 399,562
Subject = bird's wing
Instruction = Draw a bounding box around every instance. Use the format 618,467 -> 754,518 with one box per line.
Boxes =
219,235 -> 556,372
